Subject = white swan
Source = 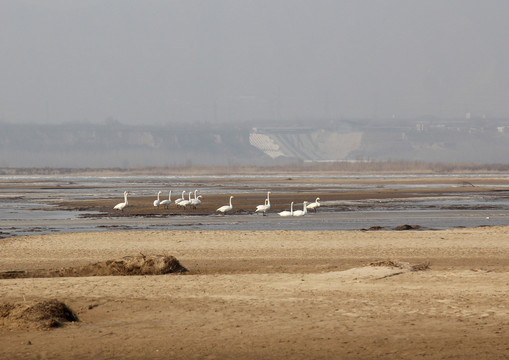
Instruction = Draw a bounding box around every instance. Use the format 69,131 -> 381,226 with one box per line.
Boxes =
159,191 -> 172,209
190,195 -> 202,209
255,191 -> 271,216
175,190 -> 186,208
278,202 -> 294,217
113,191 -> 129,211
179,191 -> 193,209
153,191 -> 162,207
256,199 -> 268,213
187,189 -> 200,209
217,196 -> 234,214
292,201 -> 309,217
307,197 -> 320,212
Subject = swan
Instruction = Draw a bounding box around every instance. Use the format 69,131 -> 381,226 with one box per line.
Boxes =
187,189 -> 200,209
255,199 -> 268,213
190,195 -> 202,209
307,197 -> 320,212
217,196 -> 234,214
278,202 -> 294,217
175,190 -> 186,208
179,191 -> 193,209
113,191 -> 129,211
255,191 -> 271,216
292,201 -> 309,217
153,191 -> 162,207
159,191 -> 172,209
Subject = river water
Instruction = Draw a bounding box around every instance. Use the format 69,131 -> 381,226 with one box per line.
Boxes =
1,174 -> 509,237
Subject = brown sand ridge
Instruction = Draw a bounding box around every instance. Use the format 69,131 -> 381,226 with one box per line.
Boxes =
0,254 -> 188,279
59,254 -> 188,277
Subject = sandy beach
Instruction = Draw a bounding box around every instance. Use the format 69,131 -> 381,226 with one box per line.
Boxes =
2,227 -> 509,359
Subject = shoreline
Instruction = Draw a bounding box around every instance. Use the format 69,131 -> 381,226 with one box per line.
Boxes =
3,162 -> 509,176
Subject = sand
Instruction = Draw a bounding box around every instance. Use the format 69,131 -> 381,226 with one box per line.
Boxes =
1,227 -> 509,359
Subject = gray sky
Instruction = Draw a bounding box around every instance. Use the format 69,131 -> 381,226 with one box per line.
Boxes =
2,0 -> 509,125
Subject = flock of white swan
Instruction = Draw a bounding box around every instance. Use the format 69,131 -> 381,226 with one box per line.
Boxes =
114,190 -> 320,216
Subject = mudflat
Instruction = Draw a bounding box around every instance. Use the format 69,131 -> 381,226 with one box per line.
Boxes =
2,227 -> 509,359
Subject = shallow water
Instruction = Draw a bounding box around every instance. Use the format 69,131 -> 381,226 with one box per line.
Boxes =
1,174 -> 509,237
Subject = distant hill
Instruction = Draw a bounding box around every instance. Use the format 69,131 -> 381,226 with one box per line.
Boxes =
0,122 -> 267,168
249,118 -> 509,164
1,117 -> 509,167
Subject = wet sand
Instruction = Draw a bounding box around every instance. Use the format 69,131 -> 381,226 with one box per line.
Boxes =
2,227 -> 509,359
51,175 -> 509,217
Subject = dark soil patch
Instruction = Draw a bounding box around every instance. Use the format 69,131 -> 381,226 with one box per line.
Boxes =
367,260 -> 403,268
394,224 -> 422,230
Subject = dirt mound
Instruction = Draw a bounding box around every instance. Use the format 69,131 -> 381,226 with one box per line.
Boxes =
368,260 -> 431,272
0,299 -> 78,329
367,260 -> 402,268
57,254 -> 188,277
394,224 -> 422,230
0,254 -> 188,279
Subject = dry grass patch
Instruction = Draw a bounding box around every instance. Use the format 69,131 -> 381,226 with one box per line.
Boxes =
0,299 -> 78,329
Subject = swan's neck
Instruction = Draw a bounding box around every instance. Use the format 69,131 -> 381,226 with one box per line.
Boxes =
169,191 -> 172,200
229,197 -> 233,206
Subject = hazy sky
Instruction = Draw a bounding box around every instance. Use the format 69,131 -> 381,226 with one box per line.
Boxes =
2,0 -> 509,125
